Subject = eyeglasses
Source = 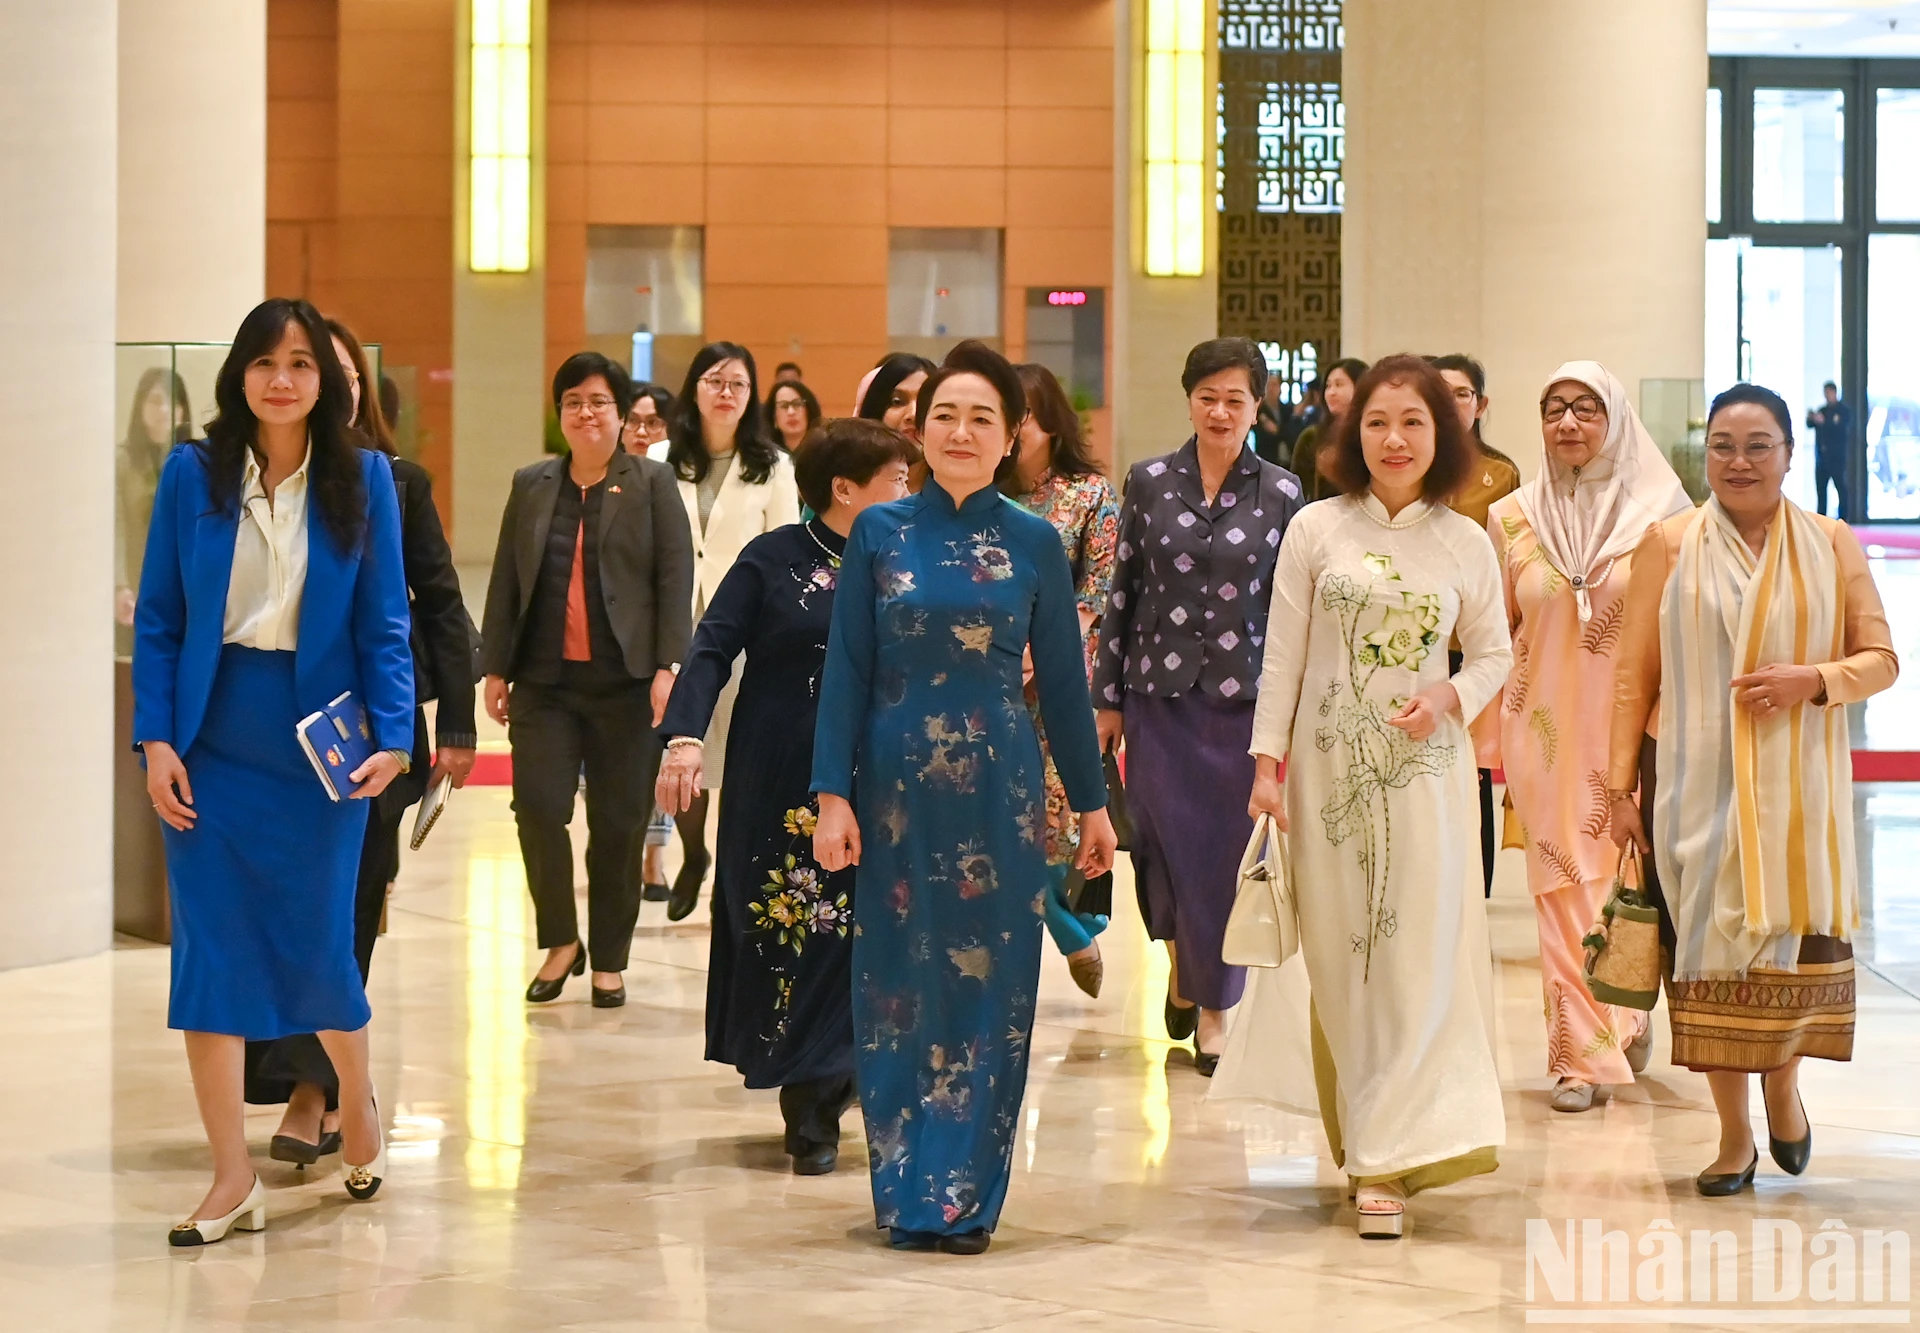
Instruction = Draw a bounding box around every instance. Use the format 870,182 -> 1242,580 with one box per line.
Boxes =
1541,395 -> 1604,424
1707,441 -> 1784,462
698,376 -> 752,399
1450,385 -> 1478,402
561,396 -> 617,416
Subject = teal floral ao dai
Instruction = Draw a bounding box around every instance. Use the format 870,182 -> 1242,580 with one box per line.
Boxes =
812,480 -> 1106,1237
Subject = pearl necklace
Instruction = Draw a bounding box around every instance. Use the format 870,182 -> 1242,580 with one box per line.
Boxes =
1357,495 -> 1432,530
805,519 -> 842,568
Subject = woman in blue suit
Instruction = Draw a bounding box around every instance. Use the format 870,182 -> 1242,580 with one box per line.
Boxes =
133,298 -> 415,1245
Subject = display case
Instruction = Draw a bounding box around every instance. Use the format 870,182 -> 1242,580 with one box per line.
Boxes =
112,339 -> 383,941
1640,378 -> 1709,504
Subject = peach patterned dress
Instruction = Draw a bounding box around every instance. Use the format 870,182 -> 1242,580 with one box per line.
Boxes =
1487,496 -> 1648,1086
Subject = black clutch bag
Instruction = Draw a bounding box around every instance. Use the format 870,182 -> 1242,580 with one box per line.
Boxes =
1104,751 -> 1133,852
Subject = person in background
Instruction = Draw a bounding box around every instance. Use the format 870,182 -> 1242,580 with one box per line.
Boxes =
1489,361 -> 1691,1114
1282,376 -> 1323,456
858,352 -> 937,443
1002,362 -> 1119,997
117,367 -> 193,651
243,317 -> 480,1161
1806,380 -> 1851,521
651,342 -> 801,920
1291,357 -> 1369,503
481,352 -> 693,1007
770,379 -> 823,453
1430,352 -> 1522,898
134,297 -> 414,1242
626,379 -> 679,903
773,361 -> 804,385
1252,368 -> 1289,465
1093,338 -> 1303,1074
626,383 -> 674,455
811,340 -> 1116,1254
657,418 -> 915,1176
1242,354 -> 1513,1238
1611,383 -> 1896,1194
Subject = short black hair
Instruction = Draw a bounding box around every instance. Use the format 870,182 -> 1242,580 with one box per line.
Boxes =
1709,382 -> 1795,444
1180,337 -> 1268,399
1325,354 -> 1476,502
1823,380 -> 1838,391
775,361 -> 803,377
1428,352 -> 1486,396
791,417 -> 919,513
553,351 -> 634,418
630,382 -> 673,416
914,339 -> 1028,439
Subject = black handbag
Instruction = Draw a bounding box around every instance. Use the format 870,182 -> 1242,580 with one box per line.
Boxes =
1104,751 -> 1133,852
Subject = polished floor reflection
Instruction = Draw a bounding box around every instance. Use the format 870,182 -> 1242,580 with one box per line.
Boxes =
4,783 -> 1918,1331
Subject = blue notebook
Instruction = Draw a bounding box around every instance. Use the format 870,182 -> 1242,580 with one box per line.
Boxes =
296,692 -> 374,802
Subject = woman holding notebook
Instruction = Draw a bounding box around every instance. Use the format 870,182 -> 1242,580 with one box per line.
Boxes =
132,298 -> 415,1244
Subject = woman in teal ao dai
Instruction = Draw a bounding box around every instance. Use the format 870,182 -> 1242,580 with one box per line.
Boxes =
812,342 -> 1116,1253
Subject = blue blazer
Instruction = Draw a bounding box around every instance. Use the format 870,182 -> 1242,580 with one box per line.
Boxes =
132,444 -> 415,758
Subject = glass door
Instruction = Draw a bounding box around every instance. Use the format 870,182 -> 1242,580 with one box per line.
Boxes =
1706,238 -> 1843,514
1867,233 -> 1920,518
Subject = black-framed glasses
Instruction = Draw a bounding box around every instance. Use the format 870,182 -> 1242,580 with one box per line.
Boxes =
1541,395 -> 1605,424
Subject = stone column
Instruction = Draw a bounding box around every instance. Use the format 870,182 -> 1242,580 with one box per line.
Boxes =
0,5 -> 119,968
1112,0 -> 1219,472
117,0 -> 267,340
1344,0 -> 1707,477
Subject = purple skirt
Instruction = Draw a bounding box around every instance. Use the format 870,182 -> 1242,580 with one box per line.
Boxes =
1123,692 -> 1256,1011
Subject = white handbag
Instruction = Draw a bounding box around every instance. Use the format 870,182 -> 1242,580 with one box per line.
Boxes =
1221,813 -> 1299,968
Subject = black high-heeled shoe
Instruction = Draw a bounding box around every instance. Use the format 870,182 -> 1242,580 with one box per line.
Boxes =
1764,1080 -> 1812,1176
1695,1150 -> 1758,1197
591,980 -> 626,1008
938,1229 -> 991,1255
525,941 -> 584,1003
1164,994 -> 1197,1042
667,850 -> 711,922
269,1128 -> 341,1166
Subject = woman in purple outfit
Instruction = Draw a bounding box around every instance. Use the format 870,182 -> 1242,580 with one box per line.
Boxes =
1093,338 -> 1303,1074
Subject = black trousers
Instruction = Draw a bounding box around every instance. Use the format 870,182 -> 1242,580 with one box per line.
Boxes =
1479,766 -> 1496,897
510,677 -> 661,973
1815,445 -> 1850,521
779,1075 -> 857,1154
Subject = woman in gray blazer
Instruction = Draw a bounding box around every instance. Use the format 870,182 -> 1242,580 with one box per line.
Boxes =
480,352 -> 694,1007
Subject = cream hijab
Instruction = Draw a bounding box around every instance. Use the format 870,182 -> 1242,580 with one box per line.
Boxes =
1515,360 -> 1692,621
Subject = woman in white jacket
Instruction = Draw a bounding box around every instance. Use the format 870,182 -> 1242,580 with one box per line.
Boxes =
651,341 -> 800,919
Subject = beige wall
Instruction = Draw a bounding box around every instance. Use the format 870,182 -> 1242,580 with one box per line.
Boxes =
118,1 -> 267,342
1344,0 -> 1707,477
1,4 -> 119,968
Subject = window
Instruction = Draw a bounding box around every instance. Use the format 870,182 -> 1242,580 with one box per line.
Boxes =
1752,87 -> 1845,223
1706,87 -> 1723,225
1878,88 -> 1920,223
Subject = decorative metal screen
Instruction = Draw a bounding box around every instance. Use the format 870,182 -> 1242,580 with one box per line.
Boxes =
1218,0 -> 1343,394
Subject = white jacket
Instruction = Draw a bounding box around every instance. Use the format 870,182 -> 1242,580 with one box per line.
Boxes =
648,442 -> 801,610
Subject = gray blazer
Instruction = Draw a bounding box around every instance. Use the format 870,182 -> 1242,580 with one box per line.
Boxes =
480,450 -> 695,681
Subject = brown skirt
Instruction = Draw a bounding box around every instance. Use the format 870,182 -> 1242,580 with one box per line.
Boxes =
1638,736 -> 1857,1073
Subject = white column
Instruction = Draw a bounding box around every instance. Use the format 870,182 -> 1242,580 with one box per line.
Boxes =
1345,0 -> 1707,477
0,6 -> 119,968
117,0 -> 266,340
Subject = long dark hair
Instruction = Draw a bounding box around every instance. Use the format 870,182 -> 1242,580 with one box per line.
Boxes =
768,378 -> 823,449
325,317 -> 396,456
202,298 -> 369,552
1004,362 -> 1099,488
665,341 -> 780,485
124,367 -> 192,452
858,352 -> 937,421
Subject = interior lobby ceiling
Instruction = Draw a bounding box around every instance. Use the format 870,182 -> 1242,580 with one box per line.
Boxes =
1709,0 -> 1920,55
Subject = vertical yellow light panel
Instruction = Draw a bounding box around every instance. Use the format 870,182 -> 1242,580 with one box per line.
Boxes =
1144,0 -> 1206,277
470,0 -> 532,273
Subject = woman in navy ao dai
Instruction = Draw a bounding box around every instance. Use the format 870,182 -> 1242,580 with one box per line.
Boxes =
812,343 -> 1115,1251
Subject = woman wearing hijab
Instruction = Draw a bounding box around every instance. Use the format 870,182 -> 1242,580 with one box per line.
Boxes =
1610,383 -> 1896,1195
1486,362 -> 1693,1113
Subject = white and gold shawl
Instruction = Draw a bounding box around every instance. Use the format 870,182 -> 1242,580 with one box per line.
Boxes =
1654,498 -> 1856,982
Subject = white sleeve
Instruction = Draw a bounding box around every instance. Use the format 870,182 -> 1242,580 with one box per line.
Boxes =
767,453 -> 801,530
1448,521 -> 1514,723
1248,513 -> 1319,760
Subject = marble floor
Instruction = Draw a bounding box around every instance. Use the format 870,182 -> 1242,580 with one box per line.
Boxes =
5,786 -> 1920,1332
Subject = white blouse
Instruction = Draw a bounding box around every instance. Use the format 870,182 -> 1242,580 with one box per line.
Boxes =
223,449 -> 310,651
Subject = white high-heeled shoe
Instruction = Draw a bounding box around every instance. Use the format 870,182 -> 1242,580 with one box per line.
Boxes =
343,1094 -> 387,1201
169,1176 -> 267,1247
1355,1181 -> 1406,1239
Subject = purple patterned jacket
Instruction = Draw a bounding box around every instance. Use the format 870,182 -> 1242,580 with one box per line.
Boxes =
1091,438 -> 1302,707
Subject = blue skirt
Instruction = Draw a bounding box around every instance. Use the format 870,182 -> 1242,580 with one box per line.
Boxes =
162,645 -> 371,1038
